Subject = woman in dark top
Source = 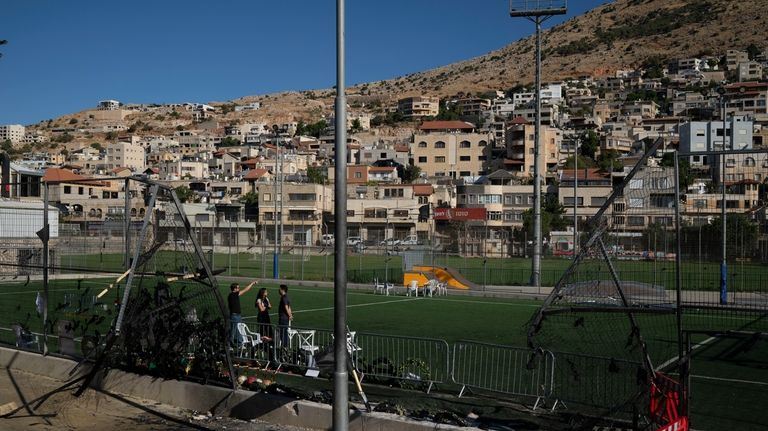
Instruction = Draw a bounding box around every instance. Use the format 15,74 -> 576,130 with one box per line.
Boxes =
255,287 -> 273,341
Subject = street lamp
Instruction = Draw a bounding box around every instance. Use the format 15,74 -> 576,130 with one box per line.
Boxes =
508,0 -> 567,289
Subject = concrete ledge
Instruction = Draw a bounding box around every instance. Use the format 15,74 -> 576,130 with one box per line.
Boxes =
0,346 -> 478,431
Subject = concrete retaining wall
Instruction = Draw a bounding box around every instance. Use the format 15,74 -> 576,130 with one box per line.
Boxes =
0,346 -> 477,430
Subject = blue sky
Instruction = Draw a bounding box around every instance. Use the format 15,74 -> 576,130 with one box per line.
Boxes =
1,1 -> 606,125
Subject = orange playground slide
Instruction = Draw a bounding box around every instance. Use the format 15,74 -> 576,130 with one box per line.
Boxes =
410,265 -> 480,290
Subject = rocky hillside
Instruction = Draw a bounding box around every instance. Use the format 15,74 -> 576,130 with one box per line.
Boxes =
359,0 -> 767,97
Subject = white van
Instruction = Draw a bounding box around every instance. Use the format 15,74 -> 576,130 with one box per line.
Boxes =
399,235 -> 419,246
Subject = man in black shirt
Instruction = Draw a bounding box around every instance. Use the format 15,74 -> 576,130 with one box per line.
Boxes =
228,280 -> 256,345
277,284 -> 293,348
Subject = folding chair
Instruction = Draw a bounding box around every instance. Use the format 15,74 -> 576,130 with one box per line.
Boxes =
437,281 -> 448,296
384,282 -> 394,296
289,329 -> 319,368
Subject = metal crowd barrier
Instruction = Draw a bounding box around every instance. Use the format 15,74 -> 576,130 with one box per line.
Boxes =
352,332 -> 450,393
451,341 -> 555,409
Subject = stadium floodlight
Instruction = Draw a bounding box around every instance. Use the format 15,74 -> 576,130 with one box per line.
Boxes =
507,0 -> 566,290
509,0 -> 567,17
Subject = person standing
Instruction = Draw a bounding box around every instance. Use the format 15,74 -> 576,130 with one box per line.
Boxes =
228,280 -> 256,345
277,284 -> 293,348
255,287 -> 273,341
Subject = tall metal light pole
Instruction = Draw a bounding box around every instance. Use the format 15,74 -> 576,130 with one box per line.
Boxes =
573,138 -> 579,257
509,0 -> 566,288
718,86 -> 727,305
273,138 -> 280,279
332,0 -> 349,427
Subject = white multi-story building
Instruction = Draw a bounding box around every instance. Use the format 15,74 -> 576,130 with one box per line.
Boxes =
679,117 -> 753,166
0,125 -> 25,144
97,100 -> 120,110
105,141 -> 146,172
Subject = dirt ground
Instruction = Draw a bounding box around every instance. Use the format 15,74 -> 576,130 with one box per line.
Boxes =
0,368 -> 309,431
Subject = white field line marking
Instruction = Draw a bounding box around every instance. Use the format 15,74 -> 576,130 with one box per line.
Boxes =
286,287 -> 541,307
242,297 -> 420,319
0,288 -> 81,296
657,336 -> 716,371
690,374 -> 768,387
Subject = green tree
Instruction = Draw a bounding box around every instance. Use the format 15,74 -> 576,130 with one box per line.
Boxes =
68,118 -> 78,125
174,185 -> 195,203
562,155 -> 596,170
401,164 -> 421,183
219,136 -> 241,147
306,166 -> 326,184
1,139 -> 13,154
55,133 -> 74,143
349,118 -> 363,133
660,152 -> 693,188
596,149 -> 621,172
105,131 -> 117,140
90,142 -> 103,152
522,194 -> 567,240
579,130 -> 599,160
746,43 -> 761,61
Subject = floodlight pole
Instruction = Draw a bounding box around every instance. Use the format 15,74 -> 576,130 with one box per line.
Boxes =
719,88 -> 727,305
332,0 -> 349,428
509,1 -> 566,290
573,138 -> 579,257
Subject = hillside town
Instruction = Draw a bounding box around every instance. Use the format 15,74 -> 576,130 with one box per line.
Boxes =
2,47 -> 768,260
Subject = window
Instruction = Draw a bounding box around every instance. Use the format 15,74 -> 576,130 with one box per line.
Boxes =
354,171 -> 362,178
504,195 -> 512,205
629,179 -> 644,189
418,196 -> 428,204
78,187 -> 84,195
487,211 -> 502,220
289,193 -> 316,201
435,141 -> 446,149
460,155 -> 471,161
627,216 -> 645,226
744,157 -> 756,167
515,195 -> 523,205
384,188 -> 404,198
527,196 -> 534,205
263,193 -> 271,201
629,198 -> 644,208
563,197 -> 584,206
346,210 -> 355,216
381,152 -> 387,158
460,171 -> 471,177
468,195 -> 477,204
418,141 -> 427,148
459,141 -> 471,148
418,156 -> 427,163
726,158 -> 736,167
478,156 -> 486,161
591,197 -> 606,206
478,140 -> 487,147
393,209 -> 409,217
435,156 -> 446,163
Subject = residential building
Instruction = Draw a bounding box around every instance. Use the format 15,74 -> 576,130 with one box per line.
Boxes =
97,100 -> 120,110
737,61 -> 764,82
679,117 -> 754,166
503,117 -> 561,177
105,141 -> 145,172
453,98 -> 492,117
411,121 -> 492,178
0,125 -> 25,144
454,170 -> 533,256
256,182 -> 333,246
345,184 -> 428,244
724,82 -> 768,117
559,168 -> 613,231
397,96 -> 439,119
726,50 -> 749,71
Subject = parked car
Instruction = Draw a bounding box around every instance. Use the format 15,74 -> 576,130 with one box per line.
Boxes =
347,236 -> 363,246
399,235 -> 419,246
379,238 -> 400,246
320,234 -> 335,246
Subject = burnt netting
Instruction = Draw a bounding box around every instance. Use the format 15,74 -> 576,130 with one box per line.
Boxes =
90,180 -> 235,387
527,138 -> 679,424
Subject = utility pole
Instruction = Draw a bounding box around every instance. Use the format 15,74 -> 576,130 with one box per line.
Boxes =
509,0 -> 567,289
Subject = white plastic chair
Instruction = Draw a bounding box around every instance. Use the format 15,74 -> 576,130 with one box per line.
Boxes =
424,279 -> 438,297
289,329 -> 319,368
407,280 -> 419,297
436,281 -> 448,296
236,322 -> 263,359
384,282 -> 394,296
373,278 -> 385,295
